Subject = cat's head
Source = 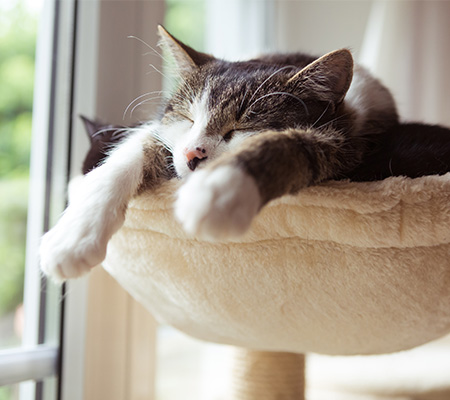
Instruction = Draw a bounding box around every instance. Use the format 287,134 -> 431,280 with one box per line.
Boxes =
157,26 -> 354,178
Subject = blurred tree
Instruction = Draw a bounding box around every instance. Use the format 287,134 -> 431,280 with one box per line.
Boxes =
0,1 -> 36,178
162,0 -> 205,93
165,0 -> 205,50
0,386 -> 13,400
0,0 -> 37,330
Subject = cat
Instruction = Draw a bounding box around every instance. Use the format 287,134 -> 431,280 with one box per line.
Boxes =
40,25 -> 442,282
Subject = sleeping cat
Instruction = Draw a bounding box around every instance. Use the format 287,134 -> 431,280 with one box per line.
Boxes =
41,26 -> 434,282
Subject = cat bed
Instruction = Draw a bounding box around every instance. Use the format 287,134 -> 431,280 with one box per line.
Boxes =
103,173 -> 450,355
102,173 -> 450,399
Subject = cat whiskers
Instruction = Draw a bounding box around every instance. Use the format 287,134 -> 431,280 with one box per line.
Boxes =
91,127 -> 128,139
125,91 -> 188,121
128,35 -> 174,83
126,36 -> 195,107
129,96 -> 166,119
111,129 -> 129,139
238,87 -> 249,116
311,103 -> 331,128
123,91 -> 167,120
128,35 -> 170,64
164,156 -> 176,172
314,113 -> 349,131
151,129 -> 175,154
146,64 -> 172,81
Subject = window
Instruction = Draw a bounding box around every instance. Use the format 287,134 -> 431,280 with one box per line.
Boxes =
1,0 -> 78,397
0,0 -> 60,397
0,384 -> 20,400
0,0 -> 39,353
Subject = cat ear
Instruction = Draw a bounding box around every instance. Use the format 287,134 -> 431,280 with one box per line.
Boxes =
80,115 -> 124,143
80,115 -> 104,143
157,25 -> 214,72
288,49 -> 353,104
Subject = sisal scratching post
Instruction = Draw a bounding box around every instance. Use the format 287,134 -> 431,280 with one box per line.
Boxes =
231,349 -> 305,400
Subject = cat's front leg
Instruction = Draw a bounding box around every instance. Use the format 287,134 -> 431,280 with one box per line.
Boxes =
40,124 -> 167,282
175,128 -> 356,240
175,165 -> 261,240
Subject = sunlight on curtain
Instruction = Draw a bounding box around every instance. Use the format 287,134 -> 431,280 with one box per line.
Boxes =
360,0 -> 450,126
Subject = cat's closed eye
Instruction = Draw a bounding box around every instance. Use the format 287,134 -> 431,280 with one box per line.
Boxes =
223,130 -> 234,142
178,114 -> 194,124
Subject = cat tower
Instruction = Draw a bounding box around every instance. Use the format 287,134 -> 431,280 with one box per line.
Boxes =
101,172 -> 450,399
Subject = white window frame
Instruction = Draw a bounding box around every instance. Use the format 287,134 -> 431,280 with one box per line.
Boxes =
0,0 -> 74,397
0,0 -> 80,398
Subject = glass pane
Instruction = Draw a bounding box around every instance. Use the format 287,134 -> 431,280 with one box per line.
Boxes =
165,0 -> 205,50
0,0 -> 40,349
0,384 -> 20,400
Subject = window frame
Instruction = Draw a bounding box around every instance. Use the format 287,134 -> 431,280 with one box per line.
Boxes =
0,0 -> 77,397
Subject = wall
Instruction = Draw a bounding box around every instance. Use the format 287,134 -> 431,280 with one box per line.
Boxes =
274,1 -> 373,58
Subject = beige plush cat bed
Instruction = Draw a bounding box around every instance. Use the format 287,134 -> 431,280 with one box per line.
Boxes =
102,173 -> 450,399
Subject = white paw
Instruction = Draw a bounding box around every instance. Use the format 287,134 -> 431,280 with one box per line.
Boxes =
175,165 -> 261,240
39,206 -> 115,283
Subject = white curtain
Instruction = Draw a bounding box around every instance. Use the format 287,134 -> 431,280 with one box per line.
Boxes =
205,0 -> 275,60
360,0 -> 450,126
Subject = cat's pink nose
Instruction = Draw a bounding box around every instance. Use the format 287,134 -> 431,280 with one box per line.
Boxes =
184,147 -> 207,171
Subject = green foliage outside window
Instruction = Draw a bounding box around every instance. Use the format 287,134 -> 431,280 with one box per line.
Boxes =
165,0 -> 205,51
162,1 -> 205,95
0,385 -> 16,400
0,0 -> 37,348
0,2 -> 35,177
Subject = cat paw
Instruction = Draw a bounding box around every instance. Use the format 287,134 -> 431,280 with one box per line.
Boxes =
39,210 -> 109,283
175,165 -> 261,240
